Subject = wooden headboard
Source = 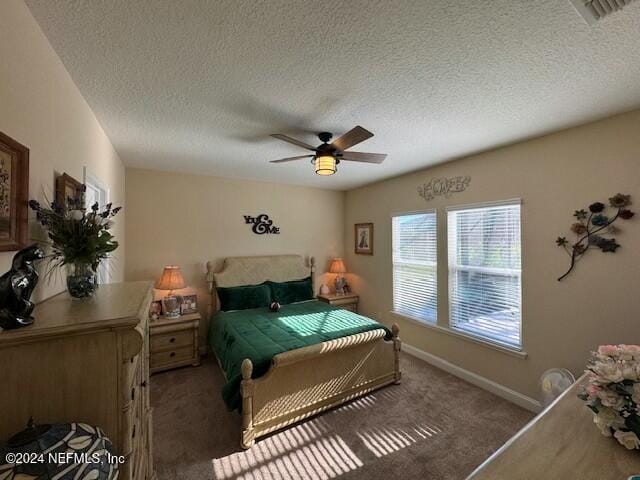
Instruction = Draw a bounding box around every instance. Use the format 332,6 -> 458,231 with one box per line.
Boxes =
206,255 -> 315,315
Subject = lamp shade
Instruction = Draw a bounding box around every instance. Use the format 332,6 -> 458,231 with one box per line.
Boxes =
155,265 -> 186,291
314,155 -> 337,176
329,258 -> 347,274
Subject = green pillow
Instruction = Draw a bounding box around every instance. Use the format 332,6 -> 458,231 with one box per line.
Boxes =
217,283 -> 271,311
268,277 -> 313,305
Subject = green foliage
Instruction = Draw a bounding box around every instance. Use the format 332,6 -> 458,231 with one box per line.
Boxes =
29,199 -> 122,273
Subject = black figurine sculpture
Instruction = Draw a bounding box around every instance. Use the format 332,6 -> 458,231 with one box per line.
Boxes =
0,244 -> 45,330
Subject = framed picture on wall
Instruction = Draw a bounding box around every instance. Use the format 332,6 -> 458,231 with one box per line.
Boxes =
354,222 -> 374,255
0,131 -> 29,252
55,173 -> 84,210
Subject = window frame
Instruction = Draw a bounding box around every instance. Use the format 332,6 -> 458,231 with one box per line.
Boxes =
390,208 -> 438,325
83,167 -> 111,285
446,198 -> 523,351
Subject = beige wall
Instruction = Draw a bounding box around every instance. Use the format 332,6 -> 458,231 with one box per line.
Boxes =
124,168 -> 345,343
0,0 -> 126,301
345,109 -> 640,400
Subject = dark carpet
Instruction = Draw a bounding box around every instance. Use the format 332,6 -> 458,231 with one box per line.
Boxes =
151,353 -> 533,479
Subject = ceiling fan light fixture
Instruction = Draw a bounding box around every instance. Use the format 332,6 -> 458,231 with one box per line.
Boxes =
314,154 -> 336,176
270,126 -> 385,174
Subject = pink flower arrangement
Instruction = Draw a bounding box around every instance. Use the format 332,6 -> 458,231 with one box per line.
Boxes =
579,344 -> 640,449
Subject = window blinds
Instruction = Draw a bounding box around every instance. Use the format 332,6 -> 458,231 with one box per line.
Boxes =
447,202 -> 522,348
392,212 -> 437,323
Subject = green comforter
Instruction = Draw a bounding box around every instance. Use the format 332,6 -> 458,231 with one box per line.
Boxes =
208,300 -> 391,411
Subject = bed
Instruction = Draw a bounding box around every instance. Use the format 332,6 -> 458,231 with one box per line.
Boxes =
206,254 -> 401,449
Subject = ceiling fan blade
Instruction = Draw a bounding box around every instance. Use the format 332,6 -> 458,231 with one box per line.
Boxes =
340,152 -> 386,163
270,134 -> 317,151
331,126 -> 373,152
269,155 -> 314,163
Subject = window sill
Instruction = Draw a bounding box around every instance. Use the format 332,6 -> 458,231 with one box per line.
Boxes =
390,311 -> 528,359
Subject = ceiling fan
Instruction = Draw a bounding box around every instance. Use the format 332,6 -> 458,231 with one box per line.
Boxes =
269,126 -> 386,176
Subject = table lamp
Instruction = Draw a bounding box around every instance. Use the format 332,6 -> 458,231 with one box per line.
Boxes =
329,258 -> 347,295
155,265 -> 185,318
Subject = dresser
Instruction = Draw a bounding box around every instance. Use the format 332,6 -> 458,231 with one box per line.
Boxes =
0,281 -> 155,480
467,375 -> 640,479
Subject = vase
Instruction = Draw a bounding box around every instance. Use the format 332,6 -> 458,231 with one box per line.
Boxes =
66,262 -> 97,298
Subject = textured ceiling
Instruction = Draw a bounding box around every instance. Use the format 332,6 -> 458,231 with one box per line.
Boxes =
25,0 -> 640,190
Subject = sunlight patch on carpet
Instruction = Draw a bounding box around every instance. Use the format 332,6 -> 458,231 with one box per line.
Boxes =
212,419 -> 364,480
357,423 -> 443,458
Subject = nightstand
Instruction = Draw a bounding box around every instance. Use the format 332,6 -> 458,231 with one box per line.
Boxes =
317,293 -> 359,313
150,312 -> 200,374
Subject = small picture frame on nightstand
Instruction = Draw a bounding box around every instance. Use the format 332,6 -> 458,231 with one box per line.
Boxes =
180,294 -> 198,314
149,300 -> 162,320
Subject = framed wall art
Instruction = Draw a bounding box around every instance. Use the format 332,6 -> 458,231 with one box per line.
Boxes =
55,173 -> 84,210
0,131 -> 29,252
354,223 -> 374,255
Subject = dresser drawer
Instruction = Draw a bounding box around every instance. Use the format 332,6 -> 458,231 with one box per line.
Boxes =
123,358 -> 141,405
150,329 -> 193,352
123,385 -> 143,450
317,294 -> 359,314
133,449 -> 147,480
151,346 -> 194,369
331,298 -> 358,307
125,416 -> 144,480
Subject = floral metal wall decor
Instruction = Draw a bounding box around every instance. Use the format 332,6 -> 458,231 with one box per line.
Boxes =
556,193 -> 634,281
418,176 -> 470,201
243,214 -> 280,234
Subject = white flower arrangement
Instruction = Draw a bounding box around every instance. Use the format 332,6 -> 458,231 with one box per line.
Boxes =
579,344 -> 640,449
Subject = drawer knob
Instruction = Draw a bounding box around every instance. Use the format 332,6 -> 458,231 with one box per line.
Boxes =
170,352 -> 176,357
141,380 -> 147,388
169,337 -> 176,343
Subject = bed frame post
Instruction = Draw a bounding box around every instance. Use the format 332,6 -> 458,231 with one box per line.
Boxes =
240,359 -> 255,449
206,260 -> 217,317
392,323 -> 402,384
310,256 -> 316,295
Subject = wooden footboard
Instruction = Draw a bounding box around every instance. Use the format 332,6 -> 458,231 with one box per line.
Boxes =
239,323 -> 401,448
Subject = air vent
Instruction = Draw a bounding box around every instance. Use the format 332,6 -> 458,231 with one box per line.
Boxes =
570,0 -> 638,24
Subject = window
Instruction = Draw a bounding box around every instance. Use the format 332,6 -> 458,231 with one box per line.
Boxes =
392,211 -> 437,323
447,201 -> 522,349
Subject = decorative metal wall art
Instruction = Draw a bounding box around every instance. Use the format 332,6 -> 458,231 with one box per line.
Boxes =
0,244 -> 45,330
244,214 -> 280,234
556,193 -> 634,281
418,176 -> 471,201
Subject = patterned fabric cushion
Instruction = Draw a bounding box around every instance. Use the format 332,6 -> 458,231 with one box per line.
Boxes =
267,276 -> 313,305
217,283 -> 272,311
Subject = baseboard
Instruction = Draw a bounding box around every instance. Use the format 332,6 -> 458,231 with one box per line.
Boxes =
402,343 -> 542,413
